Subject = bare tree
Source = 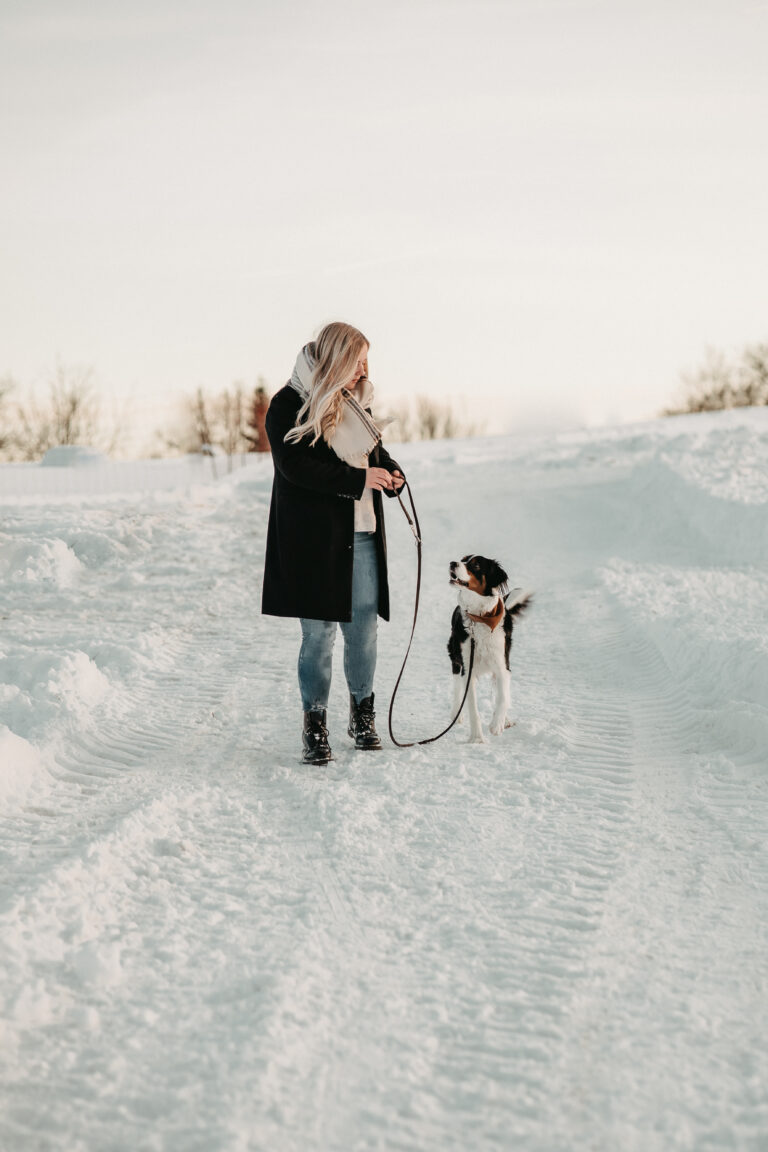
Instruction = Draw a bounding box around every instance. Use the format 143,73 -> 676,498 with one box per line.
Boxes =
244,379 -> 271,452
5,363 -> 121,461
664,342 -> 768,415
216,384 -> 246,469
413,396 -> 476,440
416,396 -> 441,440
373,396 -> 478,443
163,387 -> 216,454
0,373 -> 15,456
441,403 -> 458,440
388,402 -> 414,443
193,388 -> 216,451
160,383 -> 256,465
739,344 -> 768,406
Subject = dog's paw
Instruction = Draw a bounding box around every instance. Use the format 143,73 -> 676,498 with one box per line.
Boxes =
468,733 -> 486,745
490,721 -> 504,736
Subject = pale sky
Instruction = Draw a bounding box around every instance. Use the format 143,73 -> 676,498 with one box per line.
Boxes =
1,0 -> 767,443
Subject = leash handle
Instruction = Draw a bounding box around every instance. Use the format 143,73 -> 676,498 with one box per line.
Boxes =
388,479 -> 475,748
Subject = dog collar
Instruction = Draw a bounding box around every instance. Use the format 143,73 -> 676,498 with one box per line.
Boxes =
467,597 -> 504,631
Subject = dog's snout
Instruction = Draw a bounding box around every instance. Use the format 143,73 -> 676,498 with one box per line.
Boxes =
449,559 -> 467,587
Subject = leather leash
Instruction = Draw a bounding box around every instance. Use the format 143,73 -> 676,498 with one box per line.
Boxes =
388,478 -> 475,748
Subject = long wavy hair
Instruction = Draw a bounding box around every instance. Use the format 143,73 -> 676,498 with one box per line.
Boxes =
284,321 -> 369,447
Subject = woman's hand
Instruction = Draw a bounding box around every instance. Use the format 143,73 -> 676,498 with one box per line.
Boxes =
365,467 -> 395,491
365,468 -> 406,492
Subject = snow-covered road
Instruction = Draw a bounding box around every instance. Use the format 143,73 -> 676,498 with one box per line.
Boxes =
1,410 -> 767,1151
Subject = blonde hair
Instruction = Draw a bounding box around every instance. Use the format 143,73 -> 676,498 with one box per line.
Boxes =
285,321 -> 369,447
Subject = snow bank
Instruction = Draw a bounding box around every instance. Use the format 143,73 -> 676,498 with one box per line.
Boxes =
0,450 -> 269,502
600,558 -> 768,757
0,727 -> 51,808
0,535 -> 83,586
0,649 -> 111,746
40,445 -> 108,468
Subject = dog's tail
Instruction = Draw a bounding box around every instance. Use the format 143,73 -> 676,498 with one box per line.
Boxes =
505,588 -> 533,617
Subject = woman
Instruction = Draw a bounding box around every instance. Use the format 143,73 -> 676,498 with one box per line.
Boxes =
262,322 -> 405,765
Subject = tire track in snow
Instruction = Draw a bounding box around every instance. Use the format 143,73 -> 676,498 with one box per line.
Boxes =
0,490 -> 268,923
1,622 -> 240,897
549,606 -> 768,1150
393,596 -> 638,1146
0,478 -> 355,1148
214,583 -> 644,1150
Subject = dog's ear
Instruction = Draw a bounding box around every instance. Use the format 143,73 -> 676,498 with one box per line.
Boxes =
485,559 -> 509,594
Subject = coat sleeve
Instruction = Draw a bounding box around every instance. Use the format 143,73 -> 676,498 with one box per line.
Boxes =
375,441 -> 405,498
267,392 -> 367,499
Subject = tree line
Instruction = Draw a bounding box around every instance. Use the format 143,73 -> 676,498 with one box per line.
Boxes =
0,367 -> 271,463
663,342 -> 768,416
0,366 -> 477,463
6,338 -> 761,461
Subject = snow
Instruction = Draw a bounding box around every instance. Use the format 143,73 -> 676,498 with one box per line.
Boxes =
40,446 -> 109,468
1,408 -> 767,1151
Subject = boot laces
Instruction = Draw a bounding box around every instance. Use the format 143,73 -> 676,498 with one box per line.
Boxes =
357,700 -> 376,735
307,715 -> 329,745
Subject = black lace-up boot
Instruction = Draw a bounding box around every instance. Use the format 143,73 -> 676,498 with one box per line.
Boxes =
348,693 -> 382,750
302,710 -> 333,765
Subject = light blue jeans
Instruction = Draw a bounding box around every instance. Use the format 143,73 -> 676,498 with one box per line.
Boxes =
298,532 -> 379,712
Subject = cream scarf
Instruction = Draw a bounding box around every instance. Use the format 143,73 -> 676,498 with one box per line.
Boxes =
288,344 -> 391,465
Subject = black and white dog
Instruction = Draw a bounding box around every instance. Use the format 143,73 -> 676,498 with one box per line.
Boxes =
448,555 -> 532,743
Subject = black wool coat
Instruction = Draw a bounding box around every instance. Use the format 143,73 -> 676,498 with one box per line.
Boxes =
261,385 -> 403,623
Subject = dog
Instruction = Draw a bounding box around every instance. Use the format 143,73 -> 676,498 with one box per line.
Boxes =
448,555 -> 532,743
